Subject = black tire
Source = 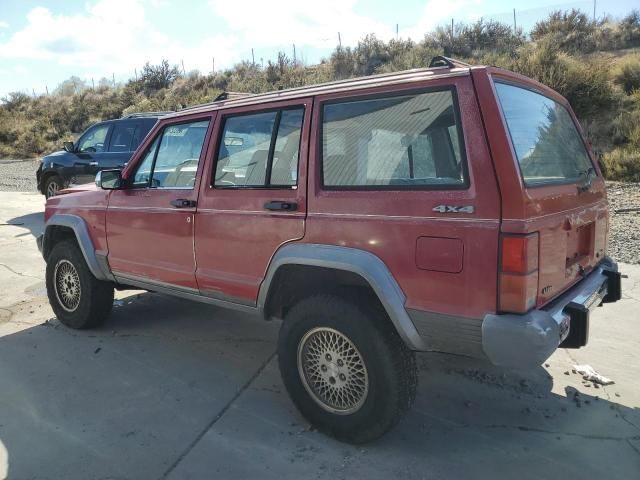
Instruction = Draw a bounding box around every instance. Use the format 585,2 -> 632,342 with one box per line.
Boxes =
43,175 -> 64,198
277,294 -> 417,443
45,240 -> 114,329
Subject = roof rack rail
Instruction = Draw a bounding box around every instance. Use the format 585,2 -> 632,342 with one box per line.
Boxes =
121,111 -> 173,119
428,56 -> 472,69
178,91 -> 255,113
213,91 -> 255,102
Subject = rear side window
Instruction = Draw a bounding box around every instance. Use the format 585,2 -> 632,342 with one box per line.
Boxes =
214,107 -> 304,188
322,89 -> 466,189
495,82 -> 594,186
108,123 -> 139,152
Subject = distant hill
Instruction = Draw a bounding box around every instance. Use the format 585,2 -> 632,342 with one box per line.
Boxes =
1,8 -> 639,180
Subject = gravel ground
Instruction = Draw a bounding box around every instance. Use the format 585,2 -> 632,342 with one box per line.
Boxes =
0,158 -> 638,263
606,182 -> 640,264
0,158 -> 39,192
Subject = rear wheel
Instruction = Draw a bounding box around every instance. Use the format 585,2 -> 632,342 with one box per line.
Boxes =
46,240 -> 114,329
278,294 -> 417,443
44,175 -> 64,198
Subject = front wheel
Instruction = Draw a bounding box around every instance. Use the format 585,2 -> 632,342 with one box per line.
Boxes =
43,175 -> 64,198
45,240 -> 114,329
277,294 -> 417,443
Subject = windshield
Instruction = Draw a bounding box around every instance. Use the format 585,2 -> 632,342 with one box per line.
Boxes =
495,82 -> 594,186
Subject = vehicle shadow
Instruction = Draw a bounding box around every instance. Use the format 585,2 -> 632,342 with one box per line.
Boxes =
5,211 -> 44,239
0,292 -> 638,480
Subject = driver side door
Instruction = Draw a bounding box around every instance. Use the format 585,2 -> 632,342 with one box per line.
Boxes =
106,114 -> 215,290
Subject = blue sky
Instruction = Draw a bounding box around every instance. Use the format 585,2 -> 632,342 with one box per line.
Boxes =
0,0 -> 637,97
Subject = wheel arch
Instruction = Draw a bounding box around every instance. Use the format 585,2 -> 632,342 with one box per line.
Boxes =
258,243 -> 426,351
42,214 -> 113,282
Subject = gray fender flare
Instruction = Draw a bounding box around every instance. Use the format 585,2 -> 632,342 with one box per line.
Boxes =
257,243 -> 427,351
41,214 -> 114,282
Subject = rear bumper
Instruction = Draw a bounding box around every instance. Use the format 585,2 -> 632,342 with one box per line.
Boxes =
482,258 -> 621,368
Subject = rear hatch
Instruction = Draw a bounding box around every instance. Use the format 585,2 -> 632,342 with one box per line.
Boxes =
493,79 -> 608,308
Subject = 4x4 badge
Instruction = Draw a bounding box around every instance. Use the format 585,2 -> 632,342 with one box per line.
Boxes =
432,205 -> 475,214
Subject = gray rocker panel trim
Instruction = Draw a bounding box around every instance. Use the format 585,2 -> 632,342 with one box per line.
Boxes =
113,272 -> 259,315
257,243 -> 427,351
42,214 -> 114,282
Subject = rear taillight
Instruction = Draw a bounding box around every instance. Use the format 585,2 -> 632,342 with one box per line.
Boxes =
499,233 -> 539,313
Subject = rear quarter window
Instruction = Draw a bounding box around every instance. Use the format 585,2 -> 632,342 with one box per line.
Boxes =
321,89 -> 467,189
494,82 -> 594,186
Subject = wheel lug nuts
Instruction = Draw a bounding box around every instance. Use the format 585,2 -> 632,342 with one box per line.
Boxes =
339,373 -> 346,381
329,377 -> 336,385
325,353 -> 332,361
337,359 -> 344,367
321,365 -> 327,372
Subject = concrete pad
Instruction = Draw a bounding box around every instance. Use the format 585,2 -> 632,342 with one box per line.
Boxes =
0,295 -> 279,480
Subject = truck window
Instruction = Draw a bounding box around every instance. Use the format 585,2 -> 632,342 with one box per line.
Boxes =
130,120 -> 210,189
108,123 -> 139,152
77,123 -> 110,153
494,82 -> 594,186
321,89 -> 466,188
214,107 -> 304,188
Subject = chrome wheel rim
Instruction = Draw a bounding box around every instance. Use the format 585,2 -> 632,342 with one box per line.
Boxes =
53,259 -> 81,312
46,181 -> 59,197
297,327 -> 369,415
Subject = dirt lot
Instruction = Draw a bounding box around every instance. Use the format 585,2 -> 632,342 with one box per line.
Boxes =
0,191 -> 639,480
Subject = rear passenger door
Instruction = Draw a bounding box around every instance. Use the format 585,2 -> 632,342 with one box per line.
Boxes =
194,98 -> 311,304
100,120 -> 142,173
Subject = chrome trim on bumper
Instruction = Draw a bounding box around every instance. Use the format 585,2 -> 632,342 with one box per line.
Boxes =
482,258 -> 619,368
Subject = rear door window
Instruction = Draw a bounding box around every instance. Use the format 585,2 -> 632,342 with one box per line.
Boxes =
321,89 -> 467,189
214,107 -> 304,188
494,82 -> 594,186
108,123 -> 139,152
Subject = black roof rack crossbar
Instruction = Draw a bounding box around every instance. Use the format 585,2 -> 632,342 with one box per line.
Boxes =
121,111 -> 173,118
428,56 -> 472,69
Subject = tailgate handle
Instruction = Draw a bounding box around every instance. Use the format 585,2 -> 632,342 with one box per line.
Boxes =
264,201 -> 297,211
170,199 -> 197,209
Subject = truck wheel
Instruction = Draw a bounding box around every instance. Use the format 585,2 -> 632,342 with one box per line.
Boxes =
45,240 -> 114,329
44,175 -> 64,198
278,294 -> 417,443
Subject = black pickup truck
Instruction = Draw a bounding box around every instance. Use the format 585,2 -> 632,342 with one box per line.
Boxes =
36,112 -> 169,197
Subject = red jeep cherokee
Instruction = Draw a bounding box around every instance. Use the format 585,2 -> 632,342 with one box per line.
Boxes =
38,57 -> 621,443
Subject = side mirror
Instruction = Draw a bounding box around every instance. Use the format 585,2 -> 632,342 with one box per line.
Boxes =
96,169 -> 123,190
63,141 -> 75,153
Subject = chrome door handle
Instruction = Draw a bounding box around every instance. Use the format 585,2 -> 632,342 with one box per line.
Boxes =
89,162 -> 99,166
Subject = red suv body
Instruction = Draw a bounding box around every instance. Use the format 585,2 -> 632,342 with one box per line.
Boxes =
38,59 -> 622,442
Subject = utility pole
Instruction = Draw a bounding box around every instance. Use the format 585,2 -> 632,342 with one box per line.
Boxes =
251,48 -> 255,65
134,68 -> 138,81
396,23 -> 399,40
181,59 -> 186,75
112,73 -> 115,88
513,8 -> 517,32
92,77 -> 95,89
593,0 -> 596,21
212,57 -> 215,74
45,85 -> 49,95
338,32 -> 342,48
293,43 -> 296,65
451,18 -> 454,42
